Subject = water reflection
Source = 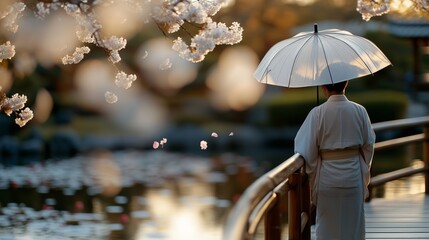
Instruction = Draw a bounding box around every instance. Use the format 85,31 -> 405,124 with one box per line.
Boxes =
0,148 -> 426,239
371,142 -> 426,198
373,160 -> 426,199
0,151 -> 259,240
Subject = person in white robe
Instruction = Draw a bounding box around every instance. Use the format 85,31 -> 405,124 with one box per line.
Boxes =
294,80 -> 375,240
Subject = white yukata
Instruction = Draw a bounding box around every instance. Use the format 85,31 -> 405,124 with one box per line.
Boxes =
294,94 -> 375,240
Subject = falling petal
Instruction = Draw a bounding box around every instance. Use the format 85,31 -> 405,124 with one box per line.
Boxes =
153,141 -> 160,149
200,140 -> 208,150
160,138 -> 167,146
142,50 -> 148,59
211,132 -> 218,138
105,91 -> 118,104
229,132 -> 234,136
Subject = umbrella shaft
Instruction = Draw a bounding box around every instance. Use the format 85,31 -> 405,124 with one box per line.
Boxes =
317,86 -> 319,106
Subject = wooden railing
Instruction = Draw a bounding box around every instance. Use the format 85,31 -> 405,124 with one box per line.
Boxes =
223,116 -> 429,240
223,153 -> 310,240
369,116 -> 429,198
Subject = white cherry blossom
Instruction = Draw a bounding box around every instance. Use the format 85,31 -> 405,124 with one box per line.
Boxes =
0,90 -> 33,126
0,0 -> 243,69
102,36 -> 127,51
357,0 -> 390,21
15,107 -> 33,127
62,46 -> 90,64
1,93 -> 27,116
172,20 -> 243,63
181,1 -> 208,24
115,71 -> 137,90
0,41 -> 15,62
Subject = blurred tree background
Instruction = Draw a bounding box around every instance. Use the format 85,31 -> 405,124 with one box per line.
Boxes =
0,0 -> 422,155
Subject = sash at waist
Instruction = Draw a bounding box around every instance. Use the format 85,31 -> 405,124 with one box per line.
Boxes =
320,148 -> 359,160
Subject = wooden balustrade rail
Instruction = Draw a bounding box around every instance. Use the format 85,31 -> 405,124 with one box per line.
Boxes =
368,116 -> 429,198
223,153 -> 309,240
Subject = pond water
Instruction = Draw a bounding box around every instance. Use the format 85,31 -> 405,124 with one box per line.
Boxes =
0,150 -> 262,240
0,147 -> 425,240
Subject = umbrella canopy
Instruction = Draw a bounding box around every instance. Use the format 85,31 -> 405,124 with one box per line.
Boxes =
254,24 -> 391,88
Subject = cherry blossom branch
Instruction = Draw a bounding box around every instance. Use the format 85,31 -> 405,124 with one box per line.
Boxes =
357,0 -> 429,21
357,0 -> 390,21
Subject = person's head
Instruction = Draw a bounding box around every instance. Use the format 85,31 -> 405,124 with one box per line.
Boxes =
322,81 -> 348,96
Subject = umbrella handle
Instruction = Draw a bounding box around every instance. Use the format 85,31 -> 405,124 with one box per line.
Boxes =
317,86 -> 319,106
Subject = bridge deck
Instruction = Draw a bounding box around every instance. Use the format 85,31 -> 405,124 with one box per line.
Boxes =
306,193 -> 429,239
306,174 -> 429,239
365,193 -> 429,239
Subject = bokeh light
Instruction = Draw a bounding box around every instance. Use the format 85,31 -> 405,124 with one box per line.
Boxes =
13,53 -> 37,78
33,88 -> 53,123
0,66 -> 12,92
135,38 -> 199,95
206,46 -> 265,111
74,59 -> 168,136
88,150 -> 122,197
390,0 -> 414,14
95,0 -> 145,38
74,60 -> 116,108
13,11 -> 79,67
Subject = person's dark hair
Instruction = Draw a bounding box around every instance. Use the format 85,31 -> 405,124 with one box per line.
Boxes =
323,81 -> 347,93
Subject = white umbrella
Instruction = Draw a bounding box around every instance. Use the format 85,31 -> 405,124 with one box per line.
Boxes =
254,24 -> 391,88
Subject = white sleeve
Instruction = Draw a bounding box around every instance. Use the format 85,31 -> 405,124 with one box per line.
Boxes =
294,108 -> 319,177
361,107 -> 375,167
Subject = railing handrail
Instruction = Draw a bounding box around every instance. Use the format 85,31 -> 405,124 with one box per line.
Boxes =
368,116 -> 429,195
223,116 -> 429,240
372,116 -> 429,131
223,153 -> 304,240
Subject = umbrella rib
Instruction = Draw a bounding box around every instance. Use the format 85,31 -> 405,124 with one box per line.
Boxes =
350,35 -> 391,66
317,34 -> 334,84
286,35 -> 314,87
323,33 -> 382,75
262,34 -> 311,84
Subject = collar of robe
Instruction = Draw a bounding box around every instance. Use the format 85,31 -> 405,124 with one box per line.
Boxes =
327,94 -> 348,102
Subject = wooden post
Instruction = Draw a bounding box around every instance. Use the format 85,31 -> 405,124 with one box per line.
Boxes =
301,172 -> 311,240
288,172 -> 302,240
424,124 -> 429,194
265,196 -> 282,240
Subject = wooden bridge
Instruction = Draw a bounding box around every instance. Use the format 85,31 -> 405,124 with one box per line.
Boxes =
365,191 -> 429,239
223,116 -> 429,240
